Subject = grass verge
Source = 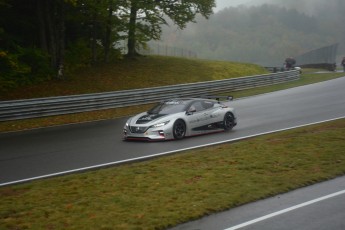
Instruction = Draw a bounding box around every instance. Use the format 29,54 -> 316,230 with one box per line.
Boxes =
0,56 -> 266,100
0,69 -> 343,133
229,69 -> 345,98
1,118 -> 345,229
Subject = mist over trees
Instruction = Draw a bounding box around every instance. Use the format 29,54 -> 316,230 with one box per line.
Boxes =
160,1 -> 344,66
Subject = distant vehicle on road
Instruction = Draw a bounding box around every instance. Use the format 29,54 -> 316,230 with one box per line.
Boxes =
294,66 -> 302,73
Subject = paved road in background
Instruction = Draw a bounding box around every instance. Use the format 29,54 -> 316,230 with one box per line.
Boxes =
1,77 -> 345,186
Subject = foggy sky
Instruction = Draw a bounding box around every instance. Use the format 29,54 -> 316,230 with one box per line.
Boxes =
215,0 -> 331,15
215,0 -> 270,11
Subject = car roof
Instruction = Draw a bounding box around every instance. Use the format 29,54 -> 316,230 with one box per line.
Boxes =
163,98 -> 218,103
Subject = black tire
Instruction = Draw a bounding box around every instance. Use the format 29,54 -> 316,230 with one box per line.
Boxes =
173,119 -> 186,140
223,112 -> 235,131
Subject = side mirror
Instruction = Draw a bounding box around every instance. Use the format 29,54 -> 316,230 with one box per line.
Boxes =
186,108 -> 196,115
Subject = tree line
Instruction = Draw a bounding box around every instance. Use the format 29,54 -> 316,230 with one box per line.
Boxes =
0,0 -> 215,91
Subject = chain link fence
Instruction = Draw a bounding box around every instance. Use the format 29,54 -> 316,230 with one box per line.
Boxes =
138,42 -> 198,58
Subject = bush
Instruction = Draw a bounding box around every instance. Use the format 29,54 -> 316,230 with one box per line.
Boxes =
64,39 -> 92,74
17,47 -> 53,81
0,50 -> 29,92
0,48 -> 53,92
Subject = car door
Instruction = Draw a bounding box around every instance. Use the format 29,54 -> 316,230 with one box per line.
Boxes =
185,100 -> 212,133
199,100 -> 224,128
204,100 -> 224,125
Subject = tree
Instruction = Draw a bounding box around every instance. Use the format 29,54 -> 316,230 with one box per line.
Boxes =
125,0 -> 215,58
36,0 -> 75,76
72,0 -> 124,64
104,0 -> 115,62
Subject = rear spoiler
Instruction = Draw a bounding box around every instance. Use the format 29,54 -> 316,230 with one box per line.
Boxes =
203,95 -> 234,102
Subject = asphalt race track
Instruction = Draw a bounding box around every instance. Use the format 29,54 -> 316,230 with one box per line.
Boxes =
1,77 -> 345,187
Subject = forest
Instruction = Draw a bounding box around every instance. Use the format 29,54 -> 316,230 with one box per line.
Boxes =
160,1 -> 345,66
0,0 -> 215,91
1,0 -> 344,92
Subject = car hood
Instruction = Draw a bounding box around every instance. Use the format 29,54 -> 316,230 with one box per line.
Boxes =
129,112 -> 171,125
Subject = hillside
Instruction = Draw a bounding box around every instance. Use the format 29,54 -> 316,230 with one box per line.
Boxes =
0,56 -> 267,101
160,3 -> 343,66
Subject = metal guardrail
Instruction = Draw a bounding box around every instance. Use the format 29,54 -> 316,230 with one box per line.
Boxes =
0,70 -> 299,121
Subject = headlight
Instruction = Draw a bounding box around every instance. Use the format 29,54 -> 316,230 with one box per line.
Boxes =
150,121 -> 170,128
125,118 -> 132,128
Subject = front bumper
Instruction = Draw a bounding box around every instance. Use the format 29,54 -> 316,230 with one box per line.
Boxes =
123,126 -> 174,141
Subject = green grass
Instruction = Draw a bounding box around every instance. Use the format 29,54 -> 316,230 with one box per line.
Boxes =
0,56 -> 266,100
1,119 -> 345,229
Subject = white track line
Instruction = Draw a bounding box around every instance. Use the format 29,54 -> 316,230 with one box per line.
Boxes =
1,116 -> 345,187
225,189 -> 345,230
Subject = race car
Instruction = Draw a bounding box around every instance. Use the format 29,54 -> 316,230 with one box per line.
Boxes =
123,97 -> 237,141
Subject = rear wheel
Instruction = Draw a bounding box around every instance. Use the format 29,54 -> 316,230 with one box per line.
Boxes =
223,112 -> 235,131
173,120 -> 186,140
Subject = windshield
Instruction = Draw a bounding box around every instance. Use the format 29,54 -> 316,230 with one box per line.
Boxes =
148,100 -> 187,115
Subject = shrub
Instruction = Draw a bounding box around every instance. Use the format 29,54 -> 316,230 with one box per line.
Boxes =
0,48 -> 53,92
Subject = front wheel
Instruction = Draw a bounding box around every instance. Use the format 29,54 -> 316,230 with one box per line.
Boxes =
223,112 -> 235,131
173,120 -> 186,140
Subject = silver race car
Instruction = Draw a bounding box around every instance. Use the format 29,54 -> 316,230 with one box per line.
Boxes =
123,97 -> 237,141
